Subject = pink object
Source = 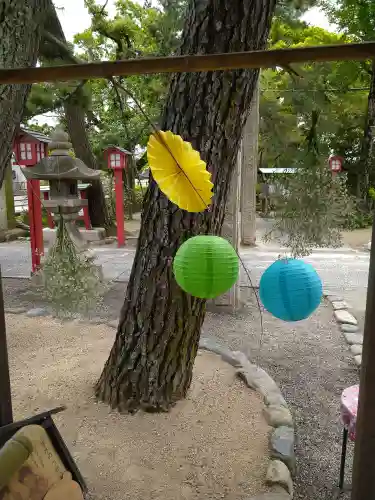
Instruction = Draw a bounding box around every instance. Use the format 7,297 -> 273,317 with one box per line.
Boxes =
340,384 -> 359,441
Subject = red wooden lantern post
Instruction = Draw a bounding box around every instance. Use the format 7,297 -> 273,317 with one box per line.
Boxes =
329,154 -> 343,177
13,128 -> 49,273
114,168 -> 125,247
104,146 -> 131,248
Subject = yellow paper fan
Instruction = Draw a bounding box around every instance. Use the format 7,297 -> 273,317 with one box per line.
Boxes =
147,131 -> 214,212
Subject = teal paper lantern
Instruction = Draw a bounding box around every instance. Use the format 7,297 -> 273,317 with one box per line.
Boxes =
173,235 -> 239,299
259,258 -> 323,322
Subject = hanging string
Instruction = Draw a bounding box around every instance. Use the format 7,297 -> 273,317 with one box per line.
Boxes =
112,78 -> 265,353
23,79 -> 266,360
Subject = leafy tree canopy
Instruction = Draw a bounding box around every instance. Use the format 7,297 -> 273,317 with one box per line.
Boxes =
260,22 -> 368,193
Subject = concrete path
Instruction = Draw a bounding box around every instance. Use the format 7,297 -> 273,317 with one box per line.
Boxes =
0,241 -> 369,311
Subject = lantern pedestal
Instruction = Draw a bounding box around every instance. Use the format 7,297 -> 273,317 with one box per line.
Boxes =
43,227 -> 105,246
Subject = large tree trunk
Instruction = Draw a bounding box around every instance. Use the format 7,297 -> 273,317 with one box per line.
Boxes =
64,99 -> 111,229
96,0 -> 276,413
0,0 -> 47,187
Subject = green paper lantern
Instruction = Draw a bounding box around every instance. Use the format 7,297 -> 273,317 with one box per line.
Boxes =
173,235 -> 239,299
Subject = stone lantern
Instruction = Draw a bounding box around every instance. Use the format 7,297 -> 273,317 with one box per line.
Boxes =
21,129 -> 100,251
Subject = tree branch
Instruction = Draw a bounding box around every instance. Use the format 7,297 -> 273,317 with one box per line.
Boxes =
41,30 -> 81,64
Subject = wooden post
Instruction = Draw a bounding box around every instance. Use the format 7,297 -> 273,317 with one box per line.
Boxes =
27,180 -> 38,273
351,215 -> 375,499
27,179 -> 44,273
33,181 -> 44,262
0,267 -> 13,426
114,169 -> 125,247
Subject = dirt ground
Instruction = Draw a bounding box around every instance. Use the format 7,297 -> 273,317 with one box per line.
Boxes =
341,228 -> 371,249
7,314 -> 271,500
3,279 -> 359,499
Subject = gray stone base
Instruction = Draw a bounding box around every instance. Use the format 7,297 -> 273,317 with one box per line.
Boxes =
43,227 -> 106,245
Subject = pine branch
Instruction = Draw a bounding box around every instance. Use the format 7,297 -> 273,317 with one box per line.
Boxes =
41,30 -> 81,64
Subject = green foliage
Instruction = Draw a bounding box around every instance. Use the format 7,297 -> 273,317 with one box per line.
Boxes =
25,0 -> 186,156
266,150 -> 352,256
321,0 -> 375,40
38,217 -> 104,317
260,22 -> 369,196
320,0 -> 375,198
124,185 -> 144,215
72,0 -> 186,156
18,209 -> 51,229
276,0 -> 318,22
342,201 -> 373,230
102,172 -> 144,222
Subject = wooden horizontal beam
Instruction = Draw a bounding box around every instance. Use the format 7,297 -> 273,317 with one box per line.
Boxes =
1,41 -> 375,84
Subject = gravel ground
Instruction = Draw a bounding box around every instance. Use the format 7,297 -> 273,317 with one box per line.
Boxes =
2,278 -> 125,321
3,278 -> 359,499
203,296 -> 359,500
7,314 -> 270,500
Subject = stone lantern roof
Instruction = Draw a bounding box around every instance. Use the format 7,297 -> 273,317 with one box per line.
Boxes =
21,129 -> 100,181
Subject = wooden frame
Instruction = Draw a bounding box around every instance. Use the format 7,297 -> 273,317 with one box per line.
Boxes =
0,41 -> 375,84
2,39 -> 375,499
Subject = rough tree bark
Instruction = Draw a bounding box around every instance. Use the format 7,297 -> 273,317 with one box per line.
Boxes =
40,3 -> 111,228
0,0 -> 47,187
96,0 -> 276,412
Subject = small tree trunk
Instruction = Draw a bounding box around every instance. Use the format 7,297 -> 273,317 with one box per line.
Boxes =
360,60 -> 375,201
214,146 -> 242,311
4,161 -> 15,228
0,0 -> 47,187
96,0 -> 276,413
64,99 -> 111,229
241,79 -> 259,245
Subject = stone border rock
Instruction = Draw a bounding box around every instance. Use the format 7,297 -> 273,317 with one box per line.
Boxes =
4,308 -> 294,499
325,295 -> 362,368
199,337 -> 294,500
